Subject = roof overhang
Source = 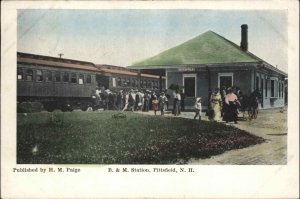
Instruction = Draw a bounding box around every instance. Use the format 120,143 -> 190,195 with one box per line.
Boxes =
128,62 -> 260,69
128,61 -> 287,77
260,62 -> 287,77
127,62 -> 259,75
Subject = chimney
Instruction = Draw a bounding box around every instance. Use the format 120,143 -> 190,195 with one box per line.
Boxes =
240,24 -> 248,51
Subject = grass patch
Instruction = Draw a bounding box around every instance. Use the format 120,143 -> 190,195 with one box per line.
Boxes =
17,111 -> 264,164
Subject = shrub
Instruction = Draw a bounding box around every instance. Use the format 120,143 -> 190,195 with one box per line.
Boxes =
17,102 -> 43,113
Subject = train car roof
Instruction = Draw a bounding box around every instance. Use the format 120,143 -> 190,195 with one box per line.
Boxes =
17,52 -> 166,79
17,52 -> 101,72
96,65 -> 165,79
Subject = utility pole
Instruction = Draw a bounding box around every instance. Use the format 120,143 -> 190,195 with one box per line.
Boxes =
58,53 -> 64,58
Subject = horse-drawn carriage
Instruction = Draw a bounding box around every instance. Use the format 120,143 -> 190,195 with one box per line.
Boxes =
238,89 -> 261,120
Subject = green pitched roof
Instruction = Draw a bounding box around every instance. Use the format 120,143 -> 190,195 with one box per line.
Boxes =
131,31 -> 260,67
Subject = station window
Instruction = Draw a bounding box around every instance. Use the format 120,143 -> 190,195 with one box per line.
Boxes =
71,73 -> 77,83
281,83 -> 284,98
17,68 -> 23,80
278,82 -> 281,98
79,74 -> 84,84
260,78 -> 264,94
256,76 -> 259,90
86,74 -> 91,84
36,70 -> 43,82
25,69 -> 33,81
62,72 -> 69,82
270,80 -> 278,98
45,71 -> 52,82
218,73 -> 233,89
265,79 -> 268,97
55,72 -> 61,82
117,78 -> 122,86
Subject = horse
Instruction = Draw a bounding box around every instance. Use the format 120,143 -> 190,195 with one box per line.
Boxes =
238,89 -> 261,120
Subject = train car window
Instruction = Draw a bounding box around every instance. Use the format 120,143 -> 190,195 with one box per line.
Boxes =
131,78 -> 136,87
17,68 -> 23,80
36,70 -> 43,82
86,74 -> 91,84
140,80 -> 143,88
55,72 -> 61,82
71,73 -> 77,83
45,71 -> 52,82
62,72 -> 69,82
112,77 -> 116,87
126,79 -> 130,87
79,74 -> 84,84
122,78 -> 126,87
117,78 -> 122,86
135,80 -> 138,87
25,69 -> 33,81
152,81 -> 155,88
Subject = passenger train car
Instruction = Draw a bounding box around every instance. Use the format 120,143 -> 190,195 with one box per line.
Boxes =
17,52 -> 165,112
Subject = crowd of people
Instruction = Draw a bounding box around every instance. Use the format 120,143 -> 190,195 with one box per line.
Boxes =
207,86 -> 243,124
92,85 -> 252,123
93,87 -> 170,115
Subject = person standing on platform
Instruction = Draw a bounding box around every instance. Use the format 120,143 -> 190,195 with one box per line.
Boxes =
223,88 -> 240,124
194,97 -> 202,120
152,96 -> 159,115
180,90 -> 185,111
210,88 -> 222,121
176,90 -> 181,116
159,92 -> 167,115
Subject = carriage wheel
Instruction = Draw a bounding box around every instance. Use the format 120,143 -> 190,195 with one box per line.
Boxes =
92,106 -> 99,111
80,104 -> 88,111
68,105 -> 74,112
61,105 -> 68,112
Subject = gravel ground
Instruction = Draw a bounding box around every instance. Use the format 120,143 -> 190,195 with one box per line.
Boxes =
137,107 -> 287,165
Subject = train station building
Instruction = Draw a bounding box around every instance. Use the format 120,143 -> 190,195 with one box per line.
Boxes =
128,25 -> 287,110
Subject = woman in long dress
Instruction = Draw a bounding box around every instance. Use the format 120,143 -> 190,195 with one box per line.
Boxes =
210,88 -> 222,121
223,88 -> 240,123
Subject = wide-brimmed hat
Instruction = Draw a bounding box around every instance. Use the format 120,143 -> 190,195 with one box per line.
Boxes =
196,97 -> 202,101
227,87 -> 233,92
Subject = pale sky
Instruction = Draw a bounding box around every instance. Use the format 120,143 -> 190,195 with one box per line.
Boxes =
17,9 -> 287,72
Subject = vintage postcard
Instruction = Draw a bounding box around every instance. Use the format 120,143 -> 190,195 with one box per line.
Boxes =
1,1 -> 299,198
